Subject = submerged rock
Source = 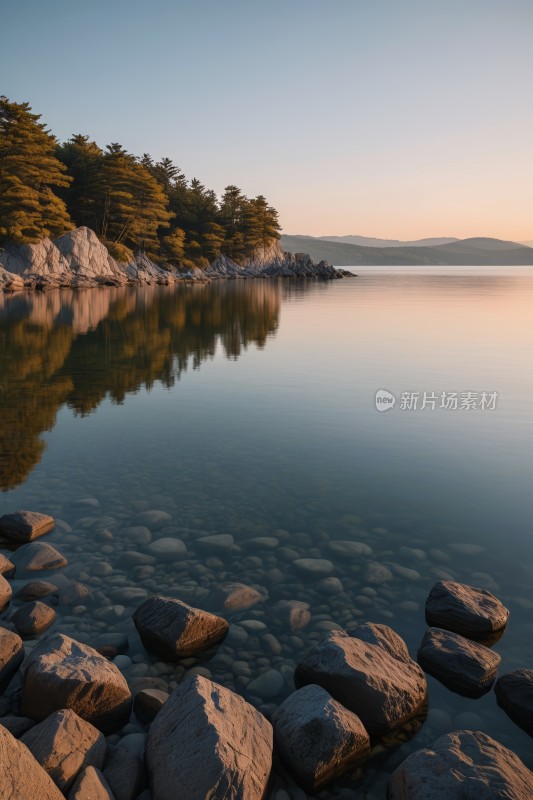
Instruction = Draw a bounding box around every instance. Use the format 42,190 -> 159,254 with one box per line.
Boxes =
11,542 -> 67,572
15,580 -> 58,602
0,724 -> 64,799
387,729 -> 533,799
0,511 -> 54,543
417,627 -> 500,697
146,675 -> 273,800
425,580 -> 509,640
272,684 -> 370,790
272,599 -> 312,632
21,633 -> 132,732
294,627 -> 427,735
133,595 -> 228,660
204,581 -> 266,612
495,669 -> 533,736
20,709 -> 107,792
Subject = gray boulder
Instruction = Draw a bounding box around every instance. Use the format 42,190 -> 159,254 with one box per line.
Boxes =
12,600 -> 57,637
69,766 -> 116,800
0,626 -> 24,690
294,627 -> 427,734
21,633 -> 132,732
425,580 -> 509,640
0,724 -> 64,798
146,675 -> 273,800
272,684 -> 370,790
21,708 -> 107,792
417,627 -> 500,697
0,510 -> 54,542
133,596 -> 228,660
387,729 -> 533,799
495,669 -> 533,736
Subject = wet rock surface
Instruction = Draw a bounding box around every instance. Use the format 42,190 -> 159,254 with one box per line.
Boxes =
425,580 -> 510,640
387,729 -> 533,799
495,669 -> 533,736
272,684 -> 370,790
417,627 -> 501,697
146,675 -> 273,800
133,595 -> 229,659
294,628 -> 427,734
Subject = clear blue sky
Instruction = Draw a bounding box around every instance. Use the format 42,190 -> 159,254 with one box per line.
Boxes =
4,0 -> 533,240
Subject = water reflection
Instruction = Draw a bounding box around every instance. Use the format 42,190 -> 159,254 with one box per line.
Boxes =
0,282 -> 282,490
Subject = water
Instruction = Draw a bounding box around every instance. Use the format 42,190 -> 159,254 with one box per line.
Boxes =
1,272 -> 532,797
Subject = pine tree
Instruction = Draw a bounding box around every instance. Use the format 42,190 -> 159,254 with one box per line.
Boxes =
0,97 -> 72,244
56,134 -> 103,230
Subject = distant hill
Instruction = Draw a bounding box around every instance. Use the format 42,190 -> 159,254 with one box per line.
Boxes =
280,234 -> 533,266
318,234 -> 459,248
520,240 -> 533,248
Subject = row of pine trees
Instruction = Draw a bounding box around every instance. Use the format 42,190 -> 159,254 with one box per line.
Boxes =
0,97 -> 281,269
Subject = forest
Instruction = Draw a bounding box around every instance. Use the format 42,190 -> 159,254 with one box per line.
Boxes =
0,97 -> 281,269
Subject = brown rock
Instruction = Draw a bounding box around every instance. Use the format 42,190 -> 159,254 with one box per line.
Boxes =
0,573 -> 12,612
133,689 -> 169,723
425,580 -> 509,640
21,708 -> 107,791
103,746 -> 144,800
294,627 -> 427,735
0,511 -> 54,543
0,626 -> 24,691
205,582 -> 265,612
69,766 -> 116,800
11,542 -> 67,572
15,580 -> 58,602
272,599 -> 312,632
133,595 -> 228,660
21,633 -> 132,732
0,715 -> 35,737
387,729 -> 533,799
272,684 -> 370,790
417,627 -> 500,697
0,553 -> 15,578
146,675 -> 273,800
495,669 -> 533,736
0,724 -> 64,799
12,600 -> 57,637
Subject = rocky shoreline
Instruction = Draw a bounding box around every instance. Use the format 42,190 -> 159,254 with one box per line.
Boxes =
0,509 -> 531,799
0,228 -> 352,292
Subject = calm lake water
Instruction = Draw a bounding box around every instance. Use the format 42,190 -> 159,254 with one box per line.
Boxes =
1,270 -> 532,797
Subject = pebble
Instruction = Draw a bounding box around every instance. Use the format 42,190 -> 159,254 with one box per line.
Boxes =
145,538 -> 187,559
247,669 -> 285,699
293,558 -> 334,577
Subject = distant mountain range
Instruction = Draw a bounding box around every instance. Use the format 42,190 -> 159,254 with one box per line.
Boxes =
317,234 -> 460,248
280,234 -> 533,266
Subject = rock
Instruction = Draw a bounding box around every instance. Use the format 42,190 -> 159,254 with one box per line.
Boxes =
317,577 -> 345,595
293,558 -> 334,577
103,746 -> 144,800
0,553 -> 15,577
495,669 -> 533,735
247,669 -> 285,700
272,600 -> 311,632
68,766 -> 115,800
54,227 -> 127,285
10,542 -> 67,572
387,729 -> 533,799
146,675 -> 273,800
417,627 -> 500,697
15,580 -> 58,602
12,600 -> 57,637
133,689 -> 169,723
0,626 -> 24,690
94,633 -> 129,659
133,596 -> 228,660
0,573 -> 12,612
425,580 -> 509,640
144,538 -> 186,560
196,533 -> 235,551
328,540 -> 372,557
0,265 -> 25,291
119,526 -> 152,546
294,628 -> 427,735
272,684 -> 370,790
0,724 -> 64,798
20,633 -> 132,732
205,582 -> 265,612
351,621 -> 411,660
364,561 -> 394,584
21,708 -> 107,792
0,715 -> 35,736
0,511 -> 54,542
131,510 -> 172,530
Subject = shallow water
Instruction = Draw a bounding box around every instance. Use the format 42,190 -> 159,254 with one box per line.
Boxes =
1,272 -> 532,797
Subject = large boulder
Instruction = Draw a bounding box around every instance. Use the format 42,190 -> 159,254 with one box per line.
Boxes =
0,510 -> 54,542
0,626 -> 24,690
272,684 -> 370,790
54,227 -> 127,285
0,237 -> 71,282
387,729 -> 533,799
20,633 -> 132,732
294,626 -> 427,734
21,708 -> 107,792
133,596 -> 228,659
0,724 -> 64,799
146,675 -> 273,800
425,580 -> 509,640
417,627 -> 500,697
68,766 -> 115,800
495,669 -> 533,736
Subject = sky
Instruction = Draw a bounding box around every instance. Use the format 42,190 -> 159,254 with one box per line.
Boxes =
3,0 -> 533,241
